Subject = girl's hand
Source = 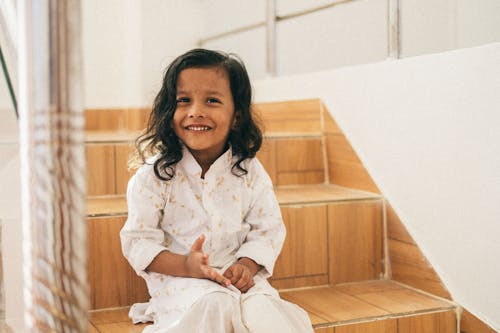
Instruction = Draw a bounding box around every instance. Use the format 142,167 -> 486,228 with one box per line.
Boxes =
185,235 -> 231,287
223,258 -> 260,293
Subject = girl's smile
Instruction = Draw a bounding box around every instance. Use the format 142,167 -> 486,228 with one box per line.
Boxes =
173,67 -> 236,173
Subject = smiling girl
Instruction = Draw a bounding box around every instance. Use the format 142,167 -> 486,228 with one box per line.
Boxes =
120,49 -> 313,333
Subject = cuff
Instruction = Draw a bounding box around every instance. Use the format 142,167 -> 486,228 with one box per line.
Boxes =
235,242 -> 276,278
130,240 -> 168,276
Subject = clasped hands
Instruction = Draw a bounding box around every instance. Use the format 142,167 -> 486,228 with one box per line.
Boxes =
185,235 -> 259,293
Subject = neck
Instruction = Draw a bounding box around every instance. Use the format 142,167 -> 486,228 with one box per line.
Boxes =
190,149 -> 227,178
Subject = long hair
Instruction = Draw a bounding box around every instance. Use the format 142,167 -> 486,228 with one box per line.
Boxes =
134,49 -> 262,180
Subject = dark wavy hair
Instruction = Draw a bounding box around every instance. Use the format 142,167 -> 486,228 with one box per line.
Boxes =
134,48 -> 262,181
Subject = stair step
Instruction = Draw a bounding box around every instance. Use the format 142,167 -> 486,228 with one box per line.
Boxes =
88,280 -> 457,333
86,132 -> 326,196
85,130 -> 322,143
87,185 -> 380,217
87,184 -> 383,309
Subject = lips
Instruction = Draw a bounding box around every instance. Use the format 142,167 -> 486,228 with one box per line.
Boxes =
185,125 -> 212,131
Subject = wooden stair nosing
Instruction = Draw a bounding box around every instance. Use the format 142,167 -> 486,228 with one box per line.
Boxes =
85,130 -> 324,144
87,185 -> 382,217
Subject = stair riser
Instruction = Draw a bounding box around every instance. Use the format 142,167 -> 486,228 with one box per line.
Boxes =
85,99 -> 322,133
313,309 -> 457,332
86,136 -> 326,196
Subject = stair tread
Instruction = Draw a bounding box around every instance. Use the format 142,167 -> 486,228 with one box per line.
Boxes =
275,184 -> 380,205
87,185 -> 380,217
88,280 -> 455,331
87,195 -> 127,217
86,130 -> 141,143
85,130 -> 322,144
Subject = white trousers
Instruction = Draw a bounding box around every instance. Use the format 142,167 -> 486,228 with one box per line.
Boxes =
155,291 -> 313,333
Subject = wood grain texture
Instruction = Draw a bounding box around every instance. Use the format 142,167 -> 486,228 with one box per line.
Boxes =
86,108 -> 149,131
255,99 -> 321,134
325,134 -> 379,193
322,107 -> 342,135
256,138 -> 277,185
87,144 -> 116,196
398,310 -> 457,333
115,144 -> 134,195
275,184 -> 380,205
274,205 -> 328,278
315,327 -> 334,333
87,196 -> 127,217
335,319 -> 397,333
460,309 -> 497,333
389,239 -> 452,299
277,171 -> 325,185
356,289 -> 453,314
85,130 -> 139,144
88,322 -> 100,333
89,307 -> 130,325
125,108 -> 149,131
94,322 -> 149,333
85,185 -> 382,217
276,138 -> 325,185
270,274 -> 329,289
86,109 -> 124,131
280,287 -> 389,323
334,280 -> 403,296
276,138 -> 324,172
328,201 -> 383,284
88,217 -> 149,309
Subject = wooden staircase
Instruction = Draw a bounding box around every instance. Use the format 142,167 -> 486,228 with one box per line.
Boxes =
86,99 -> 458,332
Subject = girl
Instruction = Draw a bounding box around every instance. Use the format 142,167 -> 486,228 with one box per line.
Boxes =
120,49 -> 313,333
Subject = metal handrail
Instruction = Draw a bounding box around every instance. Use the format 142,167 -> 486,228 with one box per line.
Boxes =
198,0 -> 401,76
198,0 -> 358,46
0,43 -> 18,118
0,0 -> 18,118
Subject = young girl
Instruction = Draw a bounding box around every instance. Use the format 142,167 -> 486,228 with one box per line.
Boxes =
120,49 -> 313,333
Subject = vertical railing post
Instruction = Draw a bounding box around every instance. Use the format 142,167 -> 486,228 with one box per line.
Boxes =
266,0 -> 277,76
388,0 -> 400,59
18,0 -> 88,331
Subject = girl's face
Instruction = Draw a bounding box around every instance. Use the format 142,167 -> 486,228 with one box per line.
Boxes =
172,67 -> 236,164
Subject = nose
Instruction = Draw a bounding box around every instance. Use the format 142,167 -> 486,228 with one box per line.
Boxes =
187,102 -> 205,118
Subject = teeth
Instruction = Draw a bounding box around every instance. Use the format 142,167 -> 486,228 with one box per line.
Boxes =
187,126 -> 210,131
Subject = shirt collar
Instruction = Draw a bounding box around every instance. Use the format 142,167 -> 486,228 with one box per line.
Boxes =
180,145 -> 233,179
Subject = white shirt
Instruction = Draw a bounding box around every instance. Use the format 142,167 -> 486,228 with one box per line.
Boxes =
120,147 -> 286,327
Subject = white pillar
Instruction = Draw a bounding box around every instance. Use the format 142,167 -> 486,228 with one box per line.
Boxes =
18,1 -> 88,331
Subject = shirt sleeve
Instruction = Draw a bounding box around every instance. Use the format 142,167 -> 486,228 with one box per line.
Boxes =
120,163 -> 169,276
235,159 -> 286,278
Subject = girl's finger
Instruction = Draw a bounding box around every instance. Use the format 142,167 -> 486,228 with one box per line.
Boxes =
191,234 -> 205,252
241,280 -> 255,293
207,268 -> 231,287
233,274 -> 249,290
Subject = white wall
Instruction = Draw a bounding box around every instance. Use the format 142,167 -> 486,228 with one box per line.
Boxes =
400,0 -> 500,57
253,42 -> 500,331
82,0 -> 203,108
200,0 -> 267,80
277,0 -> 387,75
0,66 -> 22,330
140,0 -> 204,103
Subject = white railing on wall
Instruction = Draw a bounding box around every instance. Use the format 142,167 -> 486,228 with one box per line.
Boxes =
198,0 -> 401,76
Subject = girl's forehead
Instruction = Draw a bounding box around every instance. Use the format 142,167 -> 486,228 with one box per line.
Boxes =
176,67 -> 231,93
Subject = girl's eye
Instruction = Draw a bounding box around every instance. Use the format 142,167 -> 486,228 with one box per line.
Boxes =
207,98 -> 221,104
176,97 -> 190,104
